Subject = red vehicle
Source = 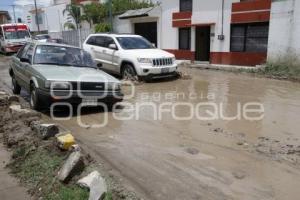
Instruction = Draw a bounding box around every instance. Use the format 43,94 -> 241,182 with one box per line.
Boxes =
0,23 -> 31,54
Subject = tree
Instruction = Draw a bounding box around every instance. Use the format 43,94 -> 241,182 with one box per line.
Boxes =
63,0 -> 82,30
81,3 -> 107,28
105,0 -> 155,15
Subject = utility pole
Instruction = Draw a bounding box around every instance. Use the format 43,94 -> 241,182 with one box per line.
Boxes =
34,0 -> 40,33
12,5 -> 17,23
109,0 -> 113,32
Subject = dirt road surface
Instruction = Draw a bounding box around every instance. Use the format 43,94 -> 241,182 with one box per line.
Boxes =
1,55 -> 300,200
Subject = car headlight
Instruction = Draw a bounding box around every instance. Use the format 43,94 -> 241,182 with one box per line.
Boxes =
172,57 -> 176,64
137,58 -> 153,64
106,82 -> 121,91
45,81 -> 71,90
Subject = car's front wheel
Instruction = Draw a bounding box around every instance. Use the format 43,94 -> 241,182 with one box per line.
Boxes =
30,84 -> 42,111
122,64 -> 137,81
12,76 -> 21,94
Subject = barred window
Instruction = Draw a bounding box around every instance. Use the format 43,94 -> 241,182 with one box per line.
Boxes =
230,23 -> 269,53
180,0 -> 193,12
179,28 -> 191,50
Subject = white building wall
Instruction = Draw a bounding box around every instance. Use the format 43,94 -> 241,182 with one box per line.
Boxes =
160,0 -> 179,50
45,4 -> 70,33
268,0 -> 300,61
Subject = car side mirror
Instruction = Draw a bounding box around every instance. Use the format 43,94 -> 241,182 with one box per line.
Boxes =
152,43 -> 156,48
20,57 -> 30,63
108,43 -> 118,50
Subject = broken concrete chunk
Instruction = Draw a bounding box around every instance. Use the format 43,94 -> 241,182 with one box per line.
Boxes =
8,95 -> 19,104
9,104 -> 30,114
56,133 -> 76,150
31,122 -> 59,139
77,171 -> 107,200
57,151 -> 84,183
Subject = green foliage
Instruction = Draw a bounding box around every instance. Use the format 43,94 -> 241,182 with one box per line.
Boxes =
106,0 -> 155,15
63,0 -> 83,29
81,3 -> 107,26
63,22 -> 76,30
95,23 -> 111,33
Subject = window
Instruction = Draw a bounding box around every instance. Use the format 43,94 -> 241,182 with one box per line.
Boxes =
18,43 -> 31,59
230,23 -> 269,53
24,44 -> 34,63
94,36 -> 116,48
86,36 -> 96,45
179,28 -> 191,50
180,0 -> 193,12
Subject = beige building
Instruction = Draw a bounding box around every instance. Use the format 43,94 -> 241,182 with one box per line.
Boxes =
0,11 -> 11,24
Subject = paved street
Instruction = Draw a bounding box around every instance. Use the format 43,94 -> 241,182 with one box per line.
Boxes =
1,55 -> 300,200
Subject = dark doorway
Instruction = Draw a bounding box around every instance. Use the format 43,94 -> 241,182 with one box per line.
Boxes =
195,26 -> 211,61
134,22 -> 157,46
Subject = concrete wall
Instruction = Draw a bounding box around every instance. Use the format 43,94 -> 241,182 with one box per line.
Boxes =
268,0 -> 300,61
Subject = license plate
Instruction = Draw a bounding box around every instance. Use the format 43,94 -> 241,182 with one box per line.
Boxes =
161,68 -> 169,74
82,98 -> 98,106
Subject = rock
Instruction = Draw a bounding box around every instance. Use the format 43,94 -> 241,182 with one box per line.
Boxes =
232,171 -> 246,179
0,95 -> 8,106
31,122 -> 59,139
57,151 -> 84,183
9,104 -> 30,114
213,128 -> 223,133
185,147 -> 200,155
56,133 -> 76,150
177,72 -> 192,80
77,171 -> 107,200
8,95 -> 19,104
24,117 -> 41,126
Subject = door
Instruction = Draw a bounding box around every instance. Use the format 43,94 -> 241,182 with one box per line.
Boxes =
103,36 -> 120,73
195,26 -> 211,61
14,44 -> 30,88
134,22 -> 157,46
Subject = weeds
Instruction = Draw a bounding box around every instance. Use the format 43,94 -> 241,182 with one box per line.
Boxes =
8,143 -> 89,200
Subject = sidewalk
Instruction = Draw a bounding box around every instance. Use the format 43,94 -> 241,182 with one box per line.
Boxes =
0,143 -> 31,200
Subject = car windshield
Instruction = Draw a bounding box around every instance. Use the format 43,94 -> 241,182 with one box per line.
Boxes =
34,45 -> 96,68
116,37 -> 154,49
4,30 -> 30,40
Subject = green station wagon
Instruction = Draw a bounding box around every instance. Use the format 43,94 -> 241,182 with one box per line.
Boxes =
9,42 -> 123,110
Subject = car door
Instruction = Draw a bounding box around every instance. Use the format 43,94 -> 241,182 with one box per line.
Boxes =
13,43 -> 30,88
90,36 -> 108,68
104,37 -> 120,73
21,44 -> 35,90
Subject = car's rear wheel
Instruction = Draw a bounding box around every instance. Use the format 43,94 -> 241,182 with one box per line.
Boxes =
12,76 -> 21,94
30,84 -> 42,111
122,64 -> 137,81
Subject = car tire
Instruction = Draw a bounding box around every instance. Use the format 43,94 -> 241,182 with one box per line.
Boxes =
121,64 -> 138,81
30,84 -> 42,111
12,76 -> 21,94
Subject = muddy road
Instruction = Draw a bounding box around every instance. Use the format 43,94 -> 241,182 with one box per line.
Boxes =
1,56 -> 300,200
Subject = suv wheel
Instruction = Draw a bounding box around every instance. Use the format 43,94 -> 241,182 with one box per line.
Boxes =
12,76 -> 21,94
30,84 -> 41,111
122,64 -> 137,81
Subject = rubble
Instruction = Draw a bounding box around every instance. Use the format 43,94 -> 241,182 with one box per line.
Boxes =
8,95 -> 19,104
78,171 -> 107,200
31,122 -> 59,139
57,151 -> 84,183
177,71 -> 192,80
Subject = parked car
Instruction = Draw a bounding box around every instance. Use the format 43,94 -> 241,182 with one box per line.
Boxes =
33,34 -> 51,43
83,33 -> 178,81
9,42 -> 123,111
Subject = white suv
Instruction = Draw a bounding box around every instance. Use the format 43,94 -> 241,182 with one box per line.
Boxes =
83,33 -> 178,81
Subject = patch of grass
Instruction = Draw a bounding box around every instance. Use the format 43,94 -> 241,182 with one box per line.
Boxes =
237,55 -> 300,81
104,191 -> 113,200
8,143 -> 89,200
